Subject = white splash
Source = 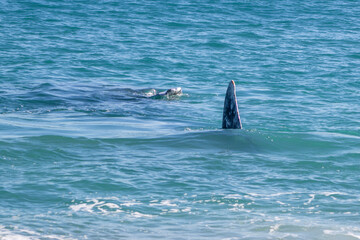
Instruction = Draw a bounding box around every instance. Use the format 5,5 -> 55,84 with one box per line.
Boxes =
69,199 -> 122,214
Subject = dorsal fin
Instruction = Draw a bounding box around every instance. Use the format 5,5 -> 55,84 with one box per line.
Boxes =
222,80 -> 242,129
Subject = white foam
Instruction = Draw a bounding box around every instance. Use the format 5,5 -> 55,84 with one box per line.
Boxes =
69,199 -> 122,214
121,201 -> 142,207
304,194 -> 315,205
224,194 -> 243,199
269,224 -> 280,234
102,196 -> 120,201
131,212 -> 154,218
321,191 -> 346,197
70,202 -> 96,213
0,226 -> 31,240
242,191 -> 301,199
324,228 -> 360,239
231,203 -> 244,208
169,209 -> 180,213
182,207 -> 191,212
149,200 -> 177,207
0,225 -> 75,240
347,232 -> 360,239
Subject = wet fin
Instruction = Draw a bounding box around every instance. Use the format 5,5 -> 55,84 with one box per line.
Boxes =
222,80 -> 242,129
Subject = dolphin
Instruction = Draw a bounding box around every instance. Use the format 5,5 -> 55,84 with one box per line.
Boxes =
222,80 -> 242,129
157,87 -> 182,97
144,87 -> 182,98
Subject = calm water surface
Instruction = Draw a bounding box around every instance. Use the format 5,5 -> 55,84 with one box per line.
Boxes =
1,0 -> 360,239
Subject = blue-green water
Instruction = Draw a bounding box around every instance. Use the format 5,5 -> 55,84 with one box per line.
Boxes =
1,1 -> 360,239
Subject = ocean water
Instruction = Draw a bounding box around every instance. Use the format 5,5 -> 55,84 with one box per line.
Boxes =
1,0 -> 360,239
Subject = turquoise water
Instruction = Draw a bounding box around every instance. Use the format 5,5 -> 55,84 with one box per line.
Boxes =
1,0 -> 360,239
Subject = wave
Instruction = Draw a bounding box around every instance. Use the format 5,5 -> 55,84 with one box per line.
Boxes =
2,128 -> 358,156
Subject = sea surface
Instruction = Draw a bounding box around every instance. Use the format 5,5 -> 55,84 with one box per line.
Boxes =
1,0 -> 360,239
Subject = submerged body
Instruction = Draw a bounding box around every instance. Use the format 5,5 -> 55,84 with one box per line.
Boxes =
222,80 -> 242,129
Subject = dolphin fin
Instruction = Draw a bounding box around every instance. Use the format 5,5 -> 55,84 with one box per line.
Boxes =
222,80 -> 242,129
